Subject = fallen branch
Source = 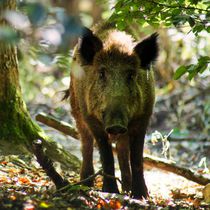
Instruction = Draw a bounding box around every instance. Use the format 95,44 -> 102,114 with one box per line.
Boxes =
36,112 -> 79,139
144,154 -> 210,185
33,139 -> 69,189
36,112 -> 210,186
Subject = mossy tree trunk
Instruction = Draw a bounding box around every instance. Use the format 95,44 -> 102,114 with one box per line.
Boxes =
0,0 -> 80,171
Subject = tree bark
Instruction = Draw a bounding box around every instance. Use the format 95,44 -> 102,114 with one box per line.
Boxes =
36,112 -> 79,139
0,0 -> 80,171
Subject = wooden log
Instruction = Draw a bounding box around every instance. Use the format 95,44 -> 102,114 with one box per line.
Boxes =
144,154 -> 210,185
36,112 -> 79,139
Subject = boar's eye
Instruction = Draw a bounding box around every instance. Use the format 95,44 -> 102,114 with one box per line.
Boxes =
99,67 -> 106,81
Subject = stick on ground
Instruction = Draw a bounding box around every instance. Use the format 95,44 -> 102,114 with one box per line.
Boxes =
33,139 -> 69,189
144,155 -> 210,185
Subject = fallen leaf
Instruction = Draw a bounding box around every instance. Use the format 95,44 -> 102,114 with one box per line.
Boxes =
18,177 -> 31,184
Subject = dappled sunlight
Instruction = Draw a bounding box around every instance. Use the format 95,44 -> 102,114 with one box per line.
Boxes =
145,169 -> 202,199
0,0 -> 209,209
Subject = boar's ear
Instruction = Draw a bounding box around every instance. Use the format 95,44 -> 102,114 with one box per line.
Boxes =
134,33 -> 159,69
78,27 -> 103,64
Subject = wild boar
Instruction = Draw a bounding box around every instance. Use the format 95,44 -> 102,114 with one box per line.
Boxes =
69,24 -> 158,198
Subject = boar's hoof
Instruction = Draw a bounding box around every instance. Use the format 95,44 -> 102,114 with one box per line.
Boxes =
105,125 -> 127,135
132,189 -> 149,199
102,178 -> 119,193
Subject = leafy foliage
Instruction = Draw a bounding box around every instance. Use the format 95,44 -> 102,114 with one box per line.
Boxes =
110,0 -> 209,33
1,0 -> 209,91
173,56 -> 210,80
109,0 -> 210,79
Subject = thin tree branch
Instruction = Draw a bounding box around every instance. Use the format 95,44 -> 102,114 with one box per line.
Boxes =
74,169 -> 103,187
36,112 -> 79,139
33,139 -> 69,189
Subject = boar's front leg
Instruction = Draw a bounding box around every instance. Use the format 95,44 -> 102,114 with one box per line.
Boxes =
130,127 -> 148,199
79,125 -> 94,187
116,135 -> 131,192
96,137 -> 119,193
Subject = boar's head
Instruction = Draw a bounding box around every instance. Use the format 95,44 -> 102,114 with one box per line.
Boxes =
76,27 -> 158,138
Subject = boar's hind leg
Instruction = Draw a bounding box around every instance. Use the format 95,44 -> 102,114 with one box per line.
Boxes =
80,126 -> 94,187
130,128 -> 148,199
96,137 -> 119,193
116,136 -> 131,192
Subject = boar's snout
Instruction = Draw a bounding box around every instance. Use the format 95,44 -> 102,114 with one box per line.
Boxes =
103,105 -> 128,135
105,125 -> 127,135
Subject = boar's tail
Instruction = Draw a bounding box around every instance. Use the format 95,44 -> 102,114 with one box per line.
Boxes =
61,89 -> 70,101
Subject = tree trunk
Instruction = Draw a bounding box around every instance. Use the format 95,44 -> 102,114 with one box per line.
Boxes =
0,0 -> 80,171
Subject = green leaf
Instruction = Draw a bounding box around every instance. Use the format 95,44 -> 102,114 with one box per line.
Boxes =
173,66 -> 187,80
172,8 -> 181,16
198,56 -> 210,64
188,16 -> 195,27
198,63 -> 208,74
114,0 -> 125,10
116,20 -> 126,30
192,23 -> 205,35
188,65 -> 199,80
189,0 -> 200,5
172,15 -> 187,26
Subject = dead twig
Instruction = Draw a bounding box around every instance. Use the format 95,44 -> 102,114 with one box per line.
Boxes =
57,169 -> 121,193
33,139 -> 69,189
73,169 -> 103,187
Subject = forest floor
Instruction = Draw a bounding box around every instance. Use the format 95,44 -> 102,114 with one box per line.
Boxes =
0,152 -> 209,209
1,78 -> 210,209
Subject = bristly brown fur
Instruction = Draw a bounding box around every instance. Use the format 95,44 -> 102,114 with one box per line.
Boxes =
69,24 -> 159,198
